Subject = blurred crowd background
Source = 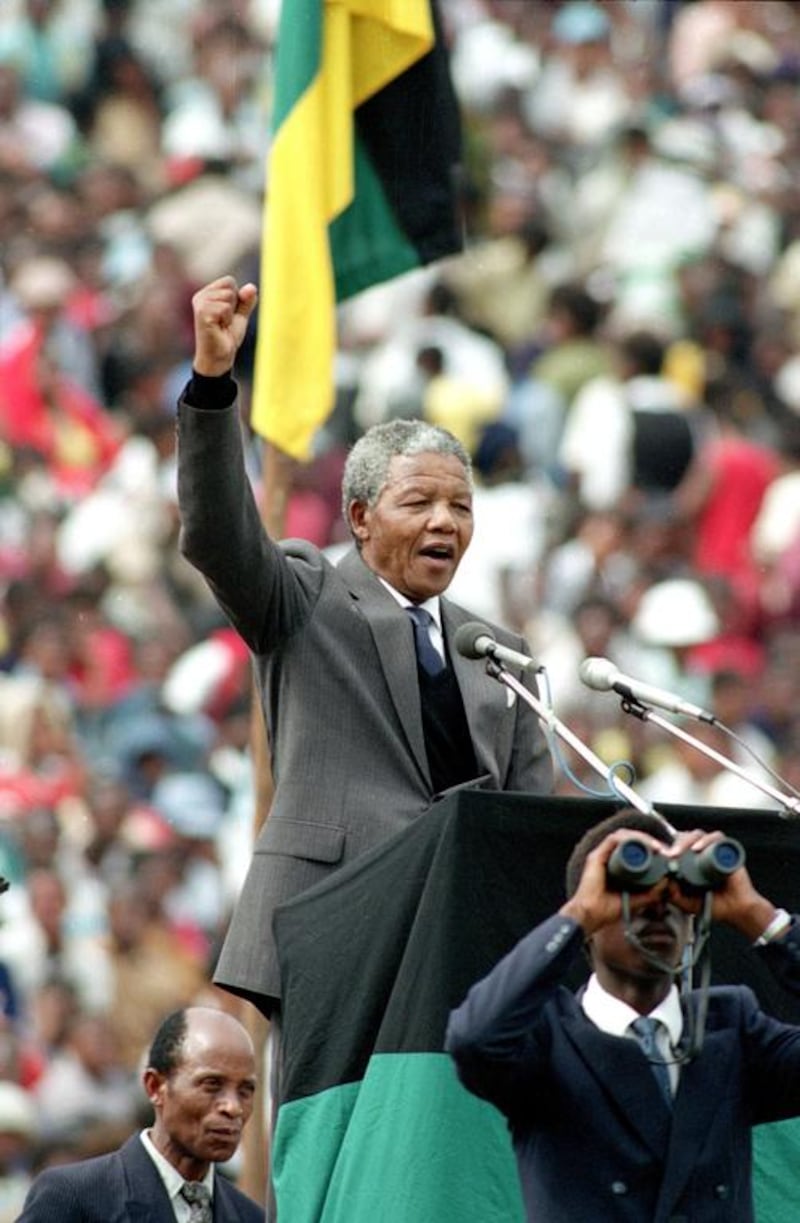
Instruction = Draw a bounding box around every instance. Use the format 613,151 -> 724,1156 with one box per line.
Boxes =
1,0 -> 800,1213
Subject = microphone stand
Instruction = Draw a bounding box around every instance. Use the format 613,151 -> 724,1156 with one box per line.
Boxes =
618,696 -> 800,817
484,659 -> 657,816
488,659 -> 724,1059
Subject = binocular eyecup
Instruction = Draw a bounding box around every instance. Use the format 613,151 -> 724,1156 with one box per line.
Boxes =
607,837 -> 745,894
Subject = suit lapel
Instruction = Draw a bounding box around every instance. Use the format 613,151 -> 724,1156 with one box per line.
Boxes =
336,549 -> 430,784
117,1134 -> 253,1223
443,600 -> 516,778
119,1135 -> 177,1223
560,1005 -> 672,1157
126,1201 -> 172,1223
334,552 -> 519,787
213,1175 -> 248,1222
562,997 -> 737,1222
654,1027 -> 734,1221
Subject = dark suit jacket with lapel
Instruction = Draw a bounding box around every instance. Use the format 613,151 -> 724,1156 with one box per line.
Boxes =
445,913 -> 800,1223
17,1132 -> 264,1222
177,397 -> 553,1013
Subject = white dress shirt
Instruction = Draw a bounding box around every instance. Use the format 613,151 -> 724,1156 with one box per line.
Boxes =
139,1130 -> 215,1222
581,973 -> 684,1095
379,579 -> 445,665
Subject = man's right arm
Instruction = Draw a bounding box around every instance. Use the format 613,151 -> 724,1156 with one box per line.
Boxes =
177,278 -> 321,651
444,912 -> 583,1112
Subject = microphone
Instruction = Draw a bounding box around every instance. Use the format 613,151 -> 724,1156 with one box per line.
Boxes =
579,657 -> 716,723
454,622 -> 541,674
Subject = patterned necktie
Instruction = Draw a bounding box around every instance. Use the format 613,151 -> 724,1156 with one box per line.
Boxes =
407,606 -> 445,676
181,1181 -> 213,1223
630,1016 -> 673,1106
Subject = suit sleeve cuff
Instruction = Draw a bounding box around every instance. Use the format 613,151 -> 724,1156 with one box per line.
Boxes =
184,371 -> 237,410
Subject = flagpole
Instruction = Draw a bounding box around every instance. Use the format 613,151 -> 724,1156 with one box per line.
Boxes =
237,438 -> 296,1206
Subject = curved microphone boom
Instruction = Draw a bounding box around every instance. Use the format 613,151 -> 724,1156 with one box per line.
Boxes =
579,657 -> 716,723
454,622 -> 541,673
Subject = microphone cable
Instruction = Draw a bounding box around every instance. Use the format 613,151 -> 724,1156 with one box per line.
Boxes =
713,718 -> 800,808
537,667 -> 641,803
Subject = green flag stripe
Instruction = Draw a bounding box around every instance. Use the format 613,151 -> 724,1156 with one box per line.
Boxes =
754,1119 -> 800,1221
272,1053 -> 524,1223
351,2 -> 461,268
329,134 -> 420,299
271,0 -> 322,132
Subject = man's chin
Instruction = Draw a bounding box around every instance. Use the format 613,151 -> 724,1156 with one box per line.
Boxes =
202,1134 -> 240,1160
634,939 -> 683,975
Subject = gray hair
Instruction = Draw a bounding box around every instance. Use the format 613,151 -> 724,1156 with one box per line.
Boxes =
341,419 -> 472,525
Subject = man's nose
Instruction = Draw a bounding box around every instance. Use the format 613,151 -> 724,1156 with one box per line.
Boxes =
641,884 -> 672,916
427,501 -> 457,529
217,1088 -> 244,1116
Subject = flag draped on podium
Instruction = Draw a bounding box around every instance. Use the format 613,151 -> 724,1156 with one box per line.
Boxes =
271,793 -> 800,1223
271,797 -> 533,1223
252,0 -> 462,459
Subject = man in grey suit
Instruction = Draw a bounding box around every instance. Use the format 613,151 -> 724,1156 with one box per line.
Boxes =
18,1006 -> 264,1222
177,276 -> 553,1020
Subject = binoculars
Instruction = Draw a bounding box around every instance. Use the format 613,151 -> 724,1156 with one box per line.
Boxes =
607,837 -> 746,894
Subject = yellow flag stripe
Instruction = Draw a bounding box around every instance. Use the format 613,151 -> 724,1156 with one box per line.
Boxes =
251,0 -> 434,458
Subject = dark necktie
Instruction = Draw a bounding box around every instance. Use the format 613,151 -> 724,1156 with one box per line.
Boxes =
630,1015 -> 673,1106
407,606 -> 445,676
181,1180 -> 213,1223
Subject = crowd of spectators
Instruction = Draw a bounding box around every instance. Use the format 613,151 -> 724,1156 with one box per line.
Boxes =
1,0 -> 800,1212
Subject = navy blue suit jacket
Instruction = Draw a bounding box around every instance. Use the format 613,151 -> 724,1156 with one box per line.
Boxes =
17,1133 -> 264,1222
446,913 -> 800,1222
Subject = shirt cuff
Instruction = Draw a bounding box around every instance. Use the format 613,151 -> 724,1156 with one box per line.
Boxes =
184,371 -> 237,410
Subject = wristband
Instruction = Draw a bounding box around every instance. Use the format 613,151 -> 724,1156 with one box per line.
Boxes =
754,908 -> 792,946
186,370 -> 237,410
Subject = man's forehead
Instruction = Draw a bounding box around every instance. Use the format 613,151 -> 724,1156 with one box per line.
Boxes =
383,451 -> 471,485
176,1049 -> 256,1079
179,1017 -> 255,1067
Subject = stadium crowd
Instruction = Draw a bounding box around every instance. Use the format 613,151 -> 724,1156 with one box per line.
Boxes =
1,0 -> 800,1213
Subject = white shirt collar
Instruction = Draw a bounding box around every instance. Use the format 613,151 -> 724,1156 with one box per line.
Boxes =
377,578 -> 442,630
139,1129 -> 215,1208
581,973 -> 684,1050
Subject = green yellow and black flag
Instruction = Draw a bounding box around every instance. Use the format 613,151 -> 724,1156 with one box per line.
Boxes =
271,792 -> 800,1223
252,0 -> 462,460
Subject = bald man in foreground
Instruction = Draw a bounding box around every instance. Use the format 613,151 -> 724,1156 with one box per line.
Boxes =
19,1005 -> 264,1222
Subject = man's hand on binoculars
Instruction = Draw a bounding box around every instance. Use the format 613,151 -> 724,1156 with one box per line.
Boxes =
649,829 -> 775,937
561,827 -> 778,942
560,827 -> 673,935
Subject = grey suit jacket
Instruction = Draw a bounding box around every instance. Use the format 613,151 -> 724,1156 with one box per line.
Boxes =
177,397 -> 553,1013
17,1133 -> 264,1222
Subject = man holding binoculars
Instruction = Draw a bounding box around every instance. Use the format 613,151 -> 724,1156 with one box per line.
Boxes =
446,809 -> 800,1222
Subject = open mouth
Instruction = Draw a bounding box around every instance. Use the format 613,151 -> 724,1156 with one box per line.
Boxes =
419,543 -> 454,563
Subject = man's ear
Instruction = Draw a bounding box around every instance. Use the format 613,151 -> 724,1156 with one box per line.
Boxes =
348,500 -> 369,542
142,1067 -> 166,1110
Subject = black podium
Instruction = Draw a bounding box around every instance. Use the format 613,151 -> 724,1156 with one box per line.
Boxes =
271,793 -> 800,1222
